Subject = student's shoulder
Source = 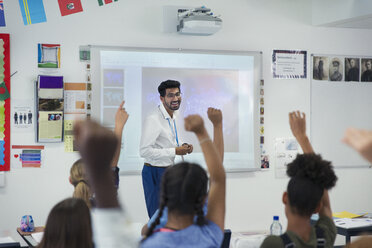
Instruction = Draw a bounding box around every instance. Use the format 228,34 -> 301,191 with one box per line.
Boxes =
316,215 -> 337,245
260,235 -> 284,248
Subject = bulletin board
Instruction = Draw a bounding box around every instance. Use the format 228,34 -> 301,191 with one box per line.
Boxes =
311,54 -> 372,167
0,34 -> 10,171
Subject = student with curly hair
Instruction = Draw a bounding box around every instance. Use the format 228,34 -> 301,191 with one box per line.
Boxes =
141,114 -> 226,247
261,111 -> 338,248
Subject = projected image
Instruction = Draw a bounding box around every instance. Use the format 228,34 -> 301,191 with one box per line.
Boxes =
142,67 -> 240,153
103,69 -> 124,87
104,88 -> 124,106
102,107 -> 116,127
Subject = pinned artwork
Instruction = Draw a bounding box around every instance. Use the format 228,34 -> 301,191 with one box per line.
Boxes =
18,0 -> 47,25
58,0 -> 83,16
11,145 -> 44,169
261,155 -> 269,169
97,0 -> 118,6
38,44 -> 61,68
0,0 -> 6,27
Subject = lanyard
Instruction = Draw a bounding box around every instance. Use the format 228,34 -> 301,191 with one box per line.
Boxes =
167,118 -> 179,147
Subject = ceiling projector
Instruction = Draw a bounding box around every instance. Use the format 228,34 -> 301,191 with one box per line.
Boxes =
177,7 -> 222,36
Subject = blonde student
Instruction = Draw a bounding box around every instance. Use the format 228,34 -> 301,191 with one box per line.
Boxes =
69,101 -> 129,207
261,111 -> 338,248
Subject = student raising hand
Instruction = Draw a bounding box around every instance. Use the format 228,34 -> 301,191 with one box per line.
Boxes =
289,111 -> 314,154
343,128 -> 372,164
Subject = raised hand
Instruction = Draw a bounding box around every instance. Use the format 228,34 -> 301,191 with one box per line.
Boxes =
74,121 -> 118,178
184,115 -> 206,135
115,101 -> 129,130
289,111 -> 307,139
207,108 -> 222,126
289,111 -> 314,154
74,120 -> 119,208
343,128 -> 372,164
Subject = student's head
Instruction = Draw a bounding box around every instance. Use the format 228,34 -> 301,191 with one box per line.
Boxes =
69,159 -> 91,208
145,162 -> 208,238
283,154 -> 337,217
38,198 -> 92,248
158,80 -> 182,111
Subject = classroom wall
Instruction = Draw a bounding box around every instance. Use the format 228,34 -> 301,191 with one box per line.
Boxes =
1,0 -> 372,243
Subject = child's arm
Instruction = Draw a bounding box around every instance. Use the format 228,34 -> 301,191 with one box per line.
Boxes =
208,108 -> 224,162
111,101 -> 129,168
289,111 -> 314,154
184,115 -> 225,231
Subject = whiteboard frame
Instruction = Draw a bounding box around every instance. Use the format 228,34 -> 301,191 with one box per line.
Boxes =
90,46 -> 263,174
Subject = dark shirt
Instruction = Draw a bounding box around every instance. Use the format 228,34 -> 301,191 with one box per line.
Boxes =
361,69 -> 372,82
346,67 -> 359,81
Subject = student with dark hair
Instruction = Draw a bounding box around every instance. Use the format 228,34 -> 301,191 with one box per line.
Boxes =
141,114 -> 225,247
140,79 -> 193,218
261,111 -> 338,248
37,198 -> 93,248
141,107 -> 224,235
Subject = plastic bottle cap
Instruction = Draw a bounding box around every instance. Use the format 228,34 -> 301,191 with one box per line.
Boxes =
273,216 -> 279,221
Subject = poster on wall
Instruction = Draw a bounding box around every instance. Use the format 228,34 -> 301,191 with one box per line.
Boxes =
0,34 -> 10,171
11,145 -> 44,169
272,50 -> 307,79
12,99 -> 34,133
274,138 -> 300,178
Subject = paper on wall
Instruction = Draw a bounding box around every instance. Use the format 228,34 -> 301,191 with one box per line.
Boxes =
11,99 -> 35,133
274,138 -> 300,178
11,145 -> 44,169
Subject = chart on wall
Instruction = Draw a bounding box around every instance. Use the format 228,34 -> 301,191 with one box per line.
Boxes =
0,34 -> 10,171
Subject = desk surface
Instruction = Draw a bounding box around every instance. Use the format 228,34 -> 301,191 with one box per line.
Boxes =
16,227 -> 44,248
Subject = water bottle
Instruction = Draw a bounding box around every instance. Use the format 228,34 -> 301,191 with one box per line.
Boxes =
270,216 -> 282,235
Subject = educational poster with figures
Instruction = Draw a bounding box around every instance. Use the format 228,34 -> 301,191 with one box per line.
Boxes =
12,99 -> 34,133
0,34 -> 10,171
274,138 -> 300,178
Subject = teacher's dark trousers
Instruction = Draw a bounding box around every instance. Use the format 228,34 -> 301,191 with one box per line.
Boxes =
142,164 -> 167,218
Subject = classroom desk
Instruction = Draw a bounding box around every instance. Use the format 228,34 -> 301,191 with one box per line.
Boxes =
311,216 -> 372,244
16,227 -> 44,248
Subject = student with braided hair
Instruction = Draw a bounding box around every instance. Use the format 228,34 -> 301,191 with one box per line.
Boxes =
141,113 -> 226,248
141,107 -> 224,235
261,111 -> 338,248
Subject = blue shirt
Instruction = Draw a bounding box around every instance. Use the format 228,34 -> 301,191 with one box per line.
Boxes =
147,202 -> 208,230
141,220 -> 223,248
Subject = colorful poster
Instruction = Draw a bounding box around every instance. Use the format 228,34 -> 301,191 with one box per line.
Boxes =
0,1 -> 6,27
18,0 -> 47,25
98,0 -> 118,6
0,34 -> 10,171
38,44 -> 61,68
11,145 -> 44,169
58,0 -> 83,16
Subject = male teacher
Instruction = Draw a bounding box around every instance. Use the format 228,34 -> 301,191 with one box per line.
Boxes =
140,80 -> 193,218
